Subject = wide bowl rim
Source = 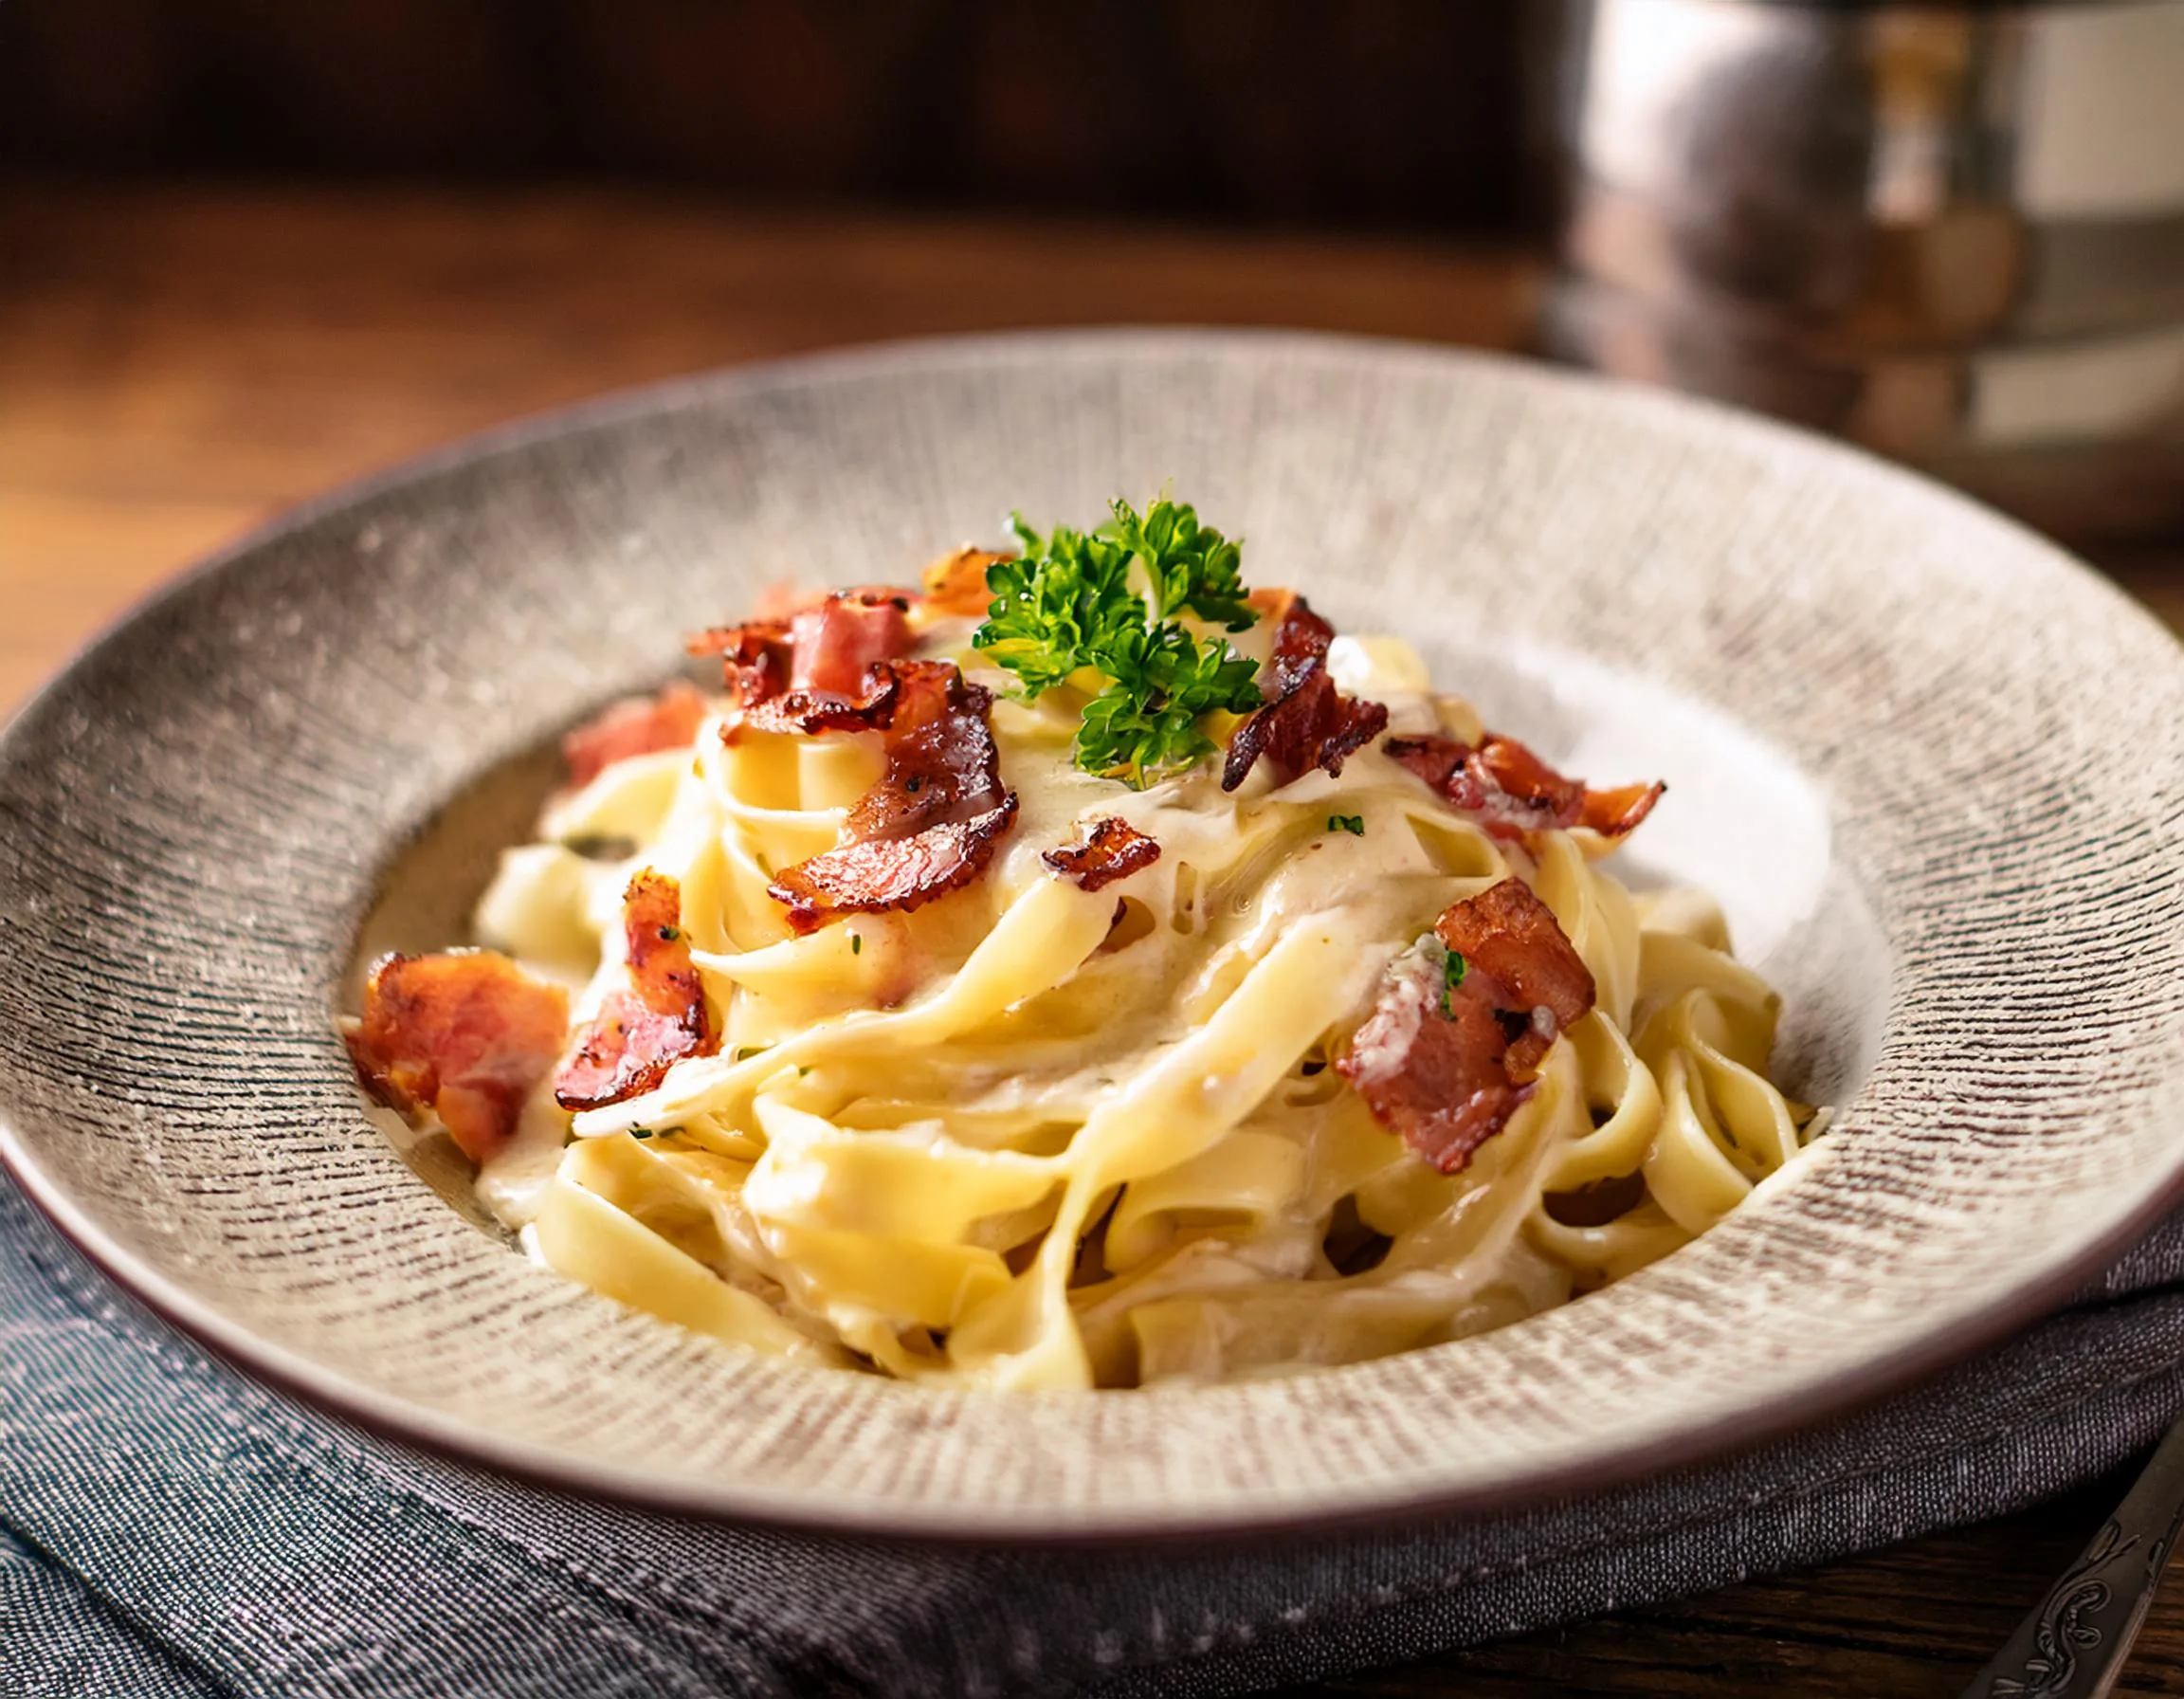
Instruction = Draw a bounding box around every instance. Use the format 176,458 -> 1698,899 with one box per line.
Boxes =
4,325 -> 2181,1544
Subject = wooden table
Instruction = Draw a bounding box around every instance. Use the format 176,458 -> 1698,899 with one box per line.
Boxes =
5,180 -> 2182,1697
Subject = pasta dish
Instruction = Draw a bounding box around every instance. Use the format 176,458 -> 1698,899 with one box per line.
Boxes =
346,495 -> 1820,1389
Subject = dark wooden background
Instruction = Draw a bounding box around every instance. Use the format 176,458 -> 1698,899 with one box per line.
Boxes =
0,1 -> 1532,230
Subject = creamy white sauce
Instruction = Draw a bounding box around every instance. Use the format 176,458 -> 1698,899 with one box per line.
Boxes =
475,1081 -> 575,1229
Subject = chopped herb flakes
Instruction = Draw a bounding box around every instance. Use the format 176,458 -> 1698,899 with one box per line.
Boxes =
1443,948 -> 1467,1017
1327,814 -> 1365,836
558,831 -> 639,862
849,934 -> 862,955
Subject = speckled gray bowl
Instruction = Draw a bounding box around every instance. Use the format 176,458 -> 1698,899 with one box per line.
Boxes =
4,331 -> 2181,1542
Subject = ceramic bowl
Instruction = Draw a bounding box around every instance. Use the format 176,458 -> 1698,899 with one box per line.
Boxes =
4,331 -> 2180,1539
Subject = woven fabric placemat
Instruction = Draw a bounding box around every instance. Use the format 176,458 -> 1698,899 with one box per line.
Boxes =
8,1178 -> 2182,1699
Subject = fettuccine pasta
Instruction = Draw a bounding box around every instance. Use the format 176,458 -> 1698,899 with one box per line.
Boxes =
348,497 -> 1822,1389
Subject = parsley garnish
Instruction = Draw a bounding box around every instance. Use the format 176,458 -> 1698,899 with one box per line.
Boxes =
849,934 -> 862,956
1328,814 -> 1365,837
974,495 -> 1262,788
628,1126 -> 654,1141
1443,947 -> 1467,1016
1103,494 -> 1255,630
657,924 -> 681,942
733,1045 -> 768,1061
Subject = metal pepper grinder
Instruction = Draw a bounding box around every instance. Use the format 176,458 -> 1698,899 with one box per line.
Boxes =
1538,0 -> 2184,540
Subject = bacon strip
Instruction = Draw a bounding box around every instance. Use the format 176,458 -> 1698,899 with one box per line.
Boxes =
920,547 -> 1012,617
687,618 -> 792,710
348,951 -> 570,1164
1337,878 -> 1596,1175
1044,817 -> 1161,892
554,870 -> 717,1110
1222,592 -> 1389,792
562,679 -> 709,789
790,586 -> 914,694
688,587 -> 918,740
739,669 -> 900,739
1385,731 -> 1663,842
768,661 -> 1018,934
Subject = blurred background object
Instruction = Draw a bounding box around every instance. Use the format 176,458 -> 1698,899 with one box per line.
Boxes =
5,0 -> 2179,541
1539,0 -> 2184,540
0,0 -> 2177,545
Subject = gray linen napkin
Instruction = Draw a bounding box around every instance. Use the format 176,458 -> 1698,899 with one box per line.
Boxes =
8,1176 -> 2184,1699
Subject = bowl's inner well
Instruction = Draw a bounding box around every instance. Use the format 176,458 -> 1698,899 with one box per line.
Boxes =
347,638 -> 1891,1267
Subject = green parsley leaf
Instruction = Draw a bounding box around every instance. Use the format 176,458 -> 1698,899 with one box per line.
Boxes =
1328,814 -> 1365,837
974,513 -> 1135,696
974,494 -> 1263,788
1442,947 -> 1467,1016
628,1126 -> 654,1141
1101,495 -> 1255,630
1072,619 -> 1261,787
849,934 -> 863,956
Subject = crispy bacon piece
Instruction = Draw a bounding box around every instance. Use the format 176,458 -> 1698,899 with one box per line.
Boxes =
1338,879 -> 1595,1175
562,680 -> 709,789
1573,779 -> 1665,837
687,619 -> 792,710
739,669 -> 901,739
1384,732 -> 1664,842
920,547 -> 1012,617
790,586 -> 914,694
1043,817 -> 1161,892
1222,592 -> 1389,792
687,588 -> 917,740
554,870 -> 717,1110
348,951 -> 570,1164
1435,879 -> 1598,1073
768,661 -> 1018,934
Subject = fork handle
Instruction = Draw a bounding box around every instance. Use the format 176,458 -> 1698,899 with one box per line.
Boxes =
1961,1413 -> 2184,1699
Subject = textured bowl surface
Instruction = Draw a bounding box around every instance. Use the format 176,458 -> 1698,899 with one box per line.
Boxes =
4,331 -> 2181,1541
